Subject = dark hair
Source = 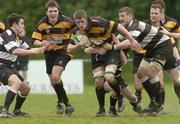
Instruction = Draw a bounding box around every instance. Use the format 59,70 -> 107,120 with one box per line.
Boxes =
151,0 -> 166,12
151,4 -> 163,13
73,9 -> 88,19
118,7 -> 134,16
7,13 -> 24,27
45,0 -> 60,11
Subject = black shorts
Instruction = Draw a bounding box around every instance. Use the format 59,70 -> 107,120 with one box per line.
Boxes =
144,40 -> 173,66
14,56 -> 29,71
163,56 -> 177,71
45,50 -> 71,74
91,50 -> 120,70
132,52 -> 144,73
0,65 -> 24,85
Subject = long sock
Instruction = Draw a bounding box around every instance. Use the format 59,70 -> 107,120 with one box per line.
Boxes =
159,89 -> 165,105
135,88 -> 142,102
53,82 -> 69,106
151,81 -> 161,104
174,85 -> 180,99
4,89 -> 16,111
110,96 -> 117,108
130,97 -> 138,108
142,79 -> 154,101
14,93 -> 27,110
135,89 -> 142,97
110,81 -> 120,98
95,88 -> 105,109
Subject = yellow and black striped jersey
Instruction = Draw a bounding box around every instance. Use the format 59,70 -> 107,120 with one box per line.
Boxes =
161,16 -> 180,44
74,16 -> 118,48
32,15 -> 75,51
0,21 -> 5,34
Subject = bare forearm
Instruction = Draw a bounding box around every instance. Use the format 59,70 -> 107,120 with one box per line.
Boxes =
12,48 -> 43,56
168,32 -> 180,39
84,47 -> 98,54
117,24 -> 135,43
114,40 -> 130,50
67,44 -> 81,53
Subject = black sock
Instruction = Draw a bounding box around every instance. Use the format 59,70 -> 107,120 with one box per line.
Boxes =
174,85 -> 180,99
151,81 -> 160,104
110,96 -> 117,108
14,93 -> 26,110
142,79 -> 154,101
4,90 -> 16,111
95,88 -> 105,109
159,89 -> 165,105
110,81 -> 120,98
135,89 -> 142,96
53,82 -> 69,106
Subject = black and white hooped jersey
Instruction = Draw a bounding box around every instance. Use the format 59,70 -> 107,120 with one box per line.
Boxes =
0,29 -> 29,66
118,19 -> 170,50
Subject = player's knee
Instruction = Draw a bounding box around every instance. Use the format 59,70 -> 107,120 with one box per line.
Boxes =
147,67 -> 159,78
95,77 -> 104,89
104,73 -> 115,85
20,83 -> 30,95
137,70 -> 146,79
51,75 -> 61,84
11,81 -> 22,90
172,77 -> 180,86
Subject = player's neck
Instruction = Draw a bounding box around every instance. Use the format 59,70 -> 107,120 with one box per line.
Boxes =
151,21 -> 161,28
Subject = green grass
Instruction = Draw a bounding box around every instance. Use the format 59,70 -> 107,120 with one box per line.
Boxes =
0,84 -> 180,124
0,62 -> 180,123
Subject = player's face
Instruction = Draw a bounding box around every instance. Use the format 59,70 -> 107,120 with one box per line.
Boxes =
16,18 -> 25,35
46,7 -> 59,23
150,8 -> 162,23
118,12 -> 132,27
75,18 -> 88,30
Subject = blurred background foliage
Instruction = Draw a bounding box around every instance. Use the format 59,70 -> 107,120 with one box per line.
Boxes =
0,0 -> 179,59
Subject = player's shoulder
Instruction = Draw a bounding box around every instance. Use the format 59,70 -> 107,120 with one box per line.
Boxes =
90,16 -> 107,22
61,15 -> 74,22
36,16 -> 48,26
166,16 -> 177,23
1,29 -> 16,41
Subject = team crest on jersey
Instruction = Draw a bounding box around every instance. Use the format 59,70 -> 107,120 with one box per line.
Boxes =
59,61 -> 63,65
46,29 -> 50,34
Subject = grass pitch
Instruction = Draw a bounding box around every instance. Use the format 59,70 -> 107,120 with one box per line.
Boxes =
0,83 -> 180,124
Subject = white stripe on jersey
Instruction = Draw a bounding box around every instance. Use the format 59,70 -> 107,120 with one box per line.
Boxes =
138,21 -> 146,32
156,35 -> 170,46
4,41 -> 19,52
0,51 -> 17,62
0,37 -> 3,45
129,30 -> 141,38
141,26 -> 158,48
20,40 -> 29,49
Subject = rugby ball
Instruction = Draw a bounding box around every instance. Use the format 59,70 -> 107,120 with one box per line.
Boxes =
72,33 -> 85,44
